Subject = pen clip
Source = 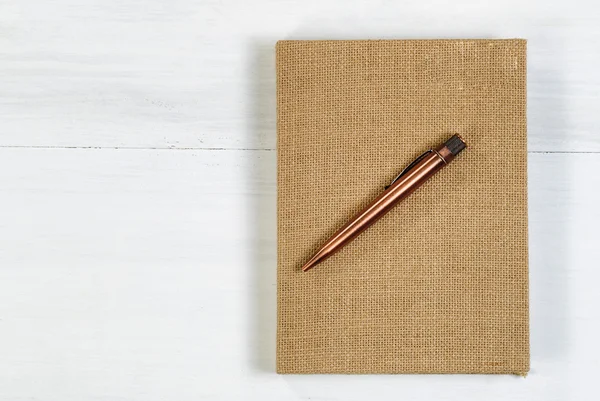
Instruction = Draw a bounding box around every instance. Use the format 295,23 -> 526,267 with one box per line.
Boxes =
385,150 -> 433,189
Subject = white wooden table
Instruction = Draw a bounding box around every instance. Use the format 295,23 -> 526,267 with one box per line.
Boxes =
1,1 -> 599,400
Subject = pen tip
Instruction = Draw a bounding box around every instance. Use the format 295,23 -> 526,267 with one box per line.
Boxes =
301,260 -> 315,272
301,253 -> 323,272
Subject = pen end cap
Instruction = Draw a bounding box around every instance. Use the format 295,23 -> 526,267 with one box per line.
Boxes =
445,135 -> 467,156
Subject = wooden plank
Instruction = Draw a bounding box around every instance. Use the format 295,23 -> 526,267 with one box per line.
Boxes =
0,148 -> 598,400
1,1 -> 599,151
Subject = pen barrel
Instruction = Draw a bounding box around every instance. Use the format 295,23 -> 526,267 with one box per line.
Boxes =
314,150 -> 449,265
301,136 -> 465,271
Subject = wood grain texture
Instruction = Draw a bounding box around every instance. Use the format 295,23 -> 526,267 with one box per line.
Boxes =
0,149 -> 599,400
1,0 -> 599,151
1,0 -> 599,399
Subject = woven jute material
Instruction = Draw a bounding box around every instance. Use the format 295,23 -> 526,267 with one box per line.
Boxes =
276,39 -> 528,374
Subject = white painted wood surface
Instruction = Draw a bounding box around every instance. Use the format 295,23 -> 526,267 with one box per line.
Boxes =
1,1 -> 599,400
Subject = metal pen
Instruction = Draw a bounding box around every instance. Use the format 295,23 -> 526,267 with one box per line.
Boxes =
302,134 -> 467,272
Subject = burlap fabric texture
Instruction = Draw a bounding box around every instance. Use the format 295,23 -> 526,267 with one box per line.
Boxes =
276,39 -> 528,375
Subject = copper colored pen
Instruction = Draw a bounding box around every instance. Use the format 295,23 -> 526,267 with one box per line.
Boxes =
301,135 -> 467,272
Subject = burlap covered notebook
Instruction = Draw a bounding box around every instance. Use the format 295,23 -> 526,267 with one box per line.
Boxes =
276,39 -> 528,374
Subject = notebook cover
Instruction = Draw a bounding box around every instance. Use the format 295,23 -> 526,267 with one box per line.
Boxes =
276,39 -> 528,374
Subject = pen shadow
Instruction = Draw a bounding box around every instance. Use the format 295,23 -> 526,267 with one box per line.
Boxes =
245,40 -> 278,373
